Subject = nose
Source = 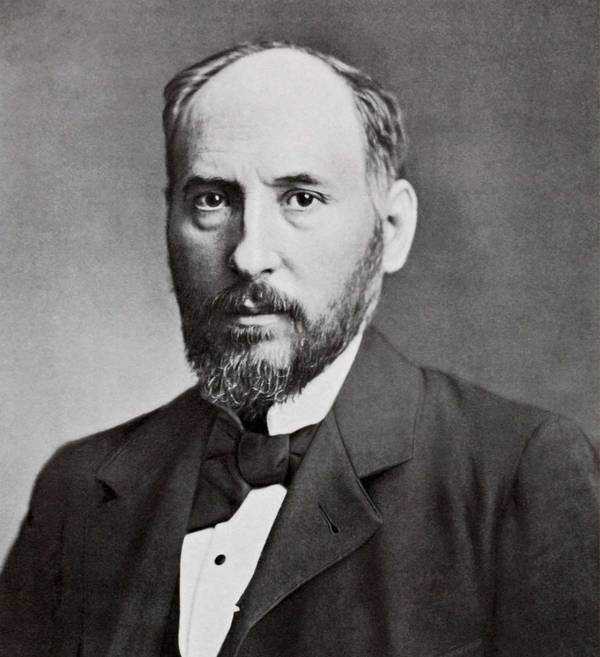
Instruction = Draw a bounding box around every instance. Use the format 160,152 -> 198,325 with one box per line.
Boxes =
228,194 -> 281,279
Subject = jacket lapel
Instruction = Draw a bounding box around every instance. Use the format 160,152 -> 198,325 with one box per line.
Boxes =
82,388 -> 215,657
333,327 -> 421,478
219,327 -> 423,657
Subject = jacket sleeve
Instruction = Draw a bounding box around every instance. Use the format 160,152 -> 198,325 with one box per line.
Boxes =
0,448 -> 70,655
492,416 -> 599,656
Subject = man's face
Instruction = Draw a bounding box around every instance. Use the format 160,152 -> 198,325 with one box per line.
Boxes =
167,50 -> 386,416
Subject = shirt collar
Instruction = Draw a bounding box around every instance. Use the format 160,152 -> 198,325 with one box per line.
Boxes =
265,330 -> 364,435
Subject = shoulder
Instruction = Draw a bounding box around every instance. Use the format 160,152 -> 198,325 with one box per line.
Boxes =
32,386 -> 205,501
370,326 -> 554,439
420,364 -> 594,444
363,326 -> 595,460
37,407 -> 159,489
413,361 -> 598,488
363,325 -> 596,477
420,365 -> 551,436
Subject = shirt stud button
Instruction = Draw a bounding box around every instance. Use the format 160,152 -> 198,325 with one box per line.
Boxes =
214,554 -> 226,565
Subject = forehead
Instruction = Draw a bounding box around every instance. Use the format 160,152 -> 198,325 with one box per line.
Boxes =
177,49 -> 368,182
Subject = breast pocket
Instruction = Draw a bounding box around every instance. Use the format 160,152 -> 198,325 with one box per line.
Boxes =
436,638 -> 484,657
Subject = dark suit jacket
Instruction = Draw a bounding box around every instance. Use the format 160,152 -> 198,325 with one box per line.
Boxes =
1,328 -> 598,657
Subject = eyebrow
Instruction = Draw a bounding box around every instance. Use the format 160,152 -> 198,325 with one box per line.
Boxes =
182,176 -> 239,197
270,173 -> 328,187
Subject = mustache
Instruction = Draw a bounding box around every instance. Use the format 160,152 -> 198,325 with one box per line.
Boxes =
206,281 -> 305,323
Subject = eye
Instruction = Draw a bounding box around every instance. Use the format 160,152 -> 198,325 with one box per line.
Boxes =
192,191 -> 229,211
285,191 -> 321,210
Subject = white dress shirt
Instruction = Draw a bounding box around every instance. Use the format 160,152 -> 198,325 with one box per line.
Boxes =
178,332 -> 363,657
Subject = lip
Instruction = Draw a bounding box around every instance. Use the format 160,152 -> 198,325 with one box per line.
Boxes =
234,313 -> 283,326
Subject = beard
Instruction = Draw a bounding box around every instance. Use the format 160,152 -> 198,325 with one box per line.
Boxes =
169,220 -> 384,420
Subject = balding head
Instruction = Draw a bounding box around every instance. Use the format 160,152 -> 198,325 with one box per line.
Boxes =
188,48 -> 357,129
163,42 -> 408,201
172,49 -> 368,206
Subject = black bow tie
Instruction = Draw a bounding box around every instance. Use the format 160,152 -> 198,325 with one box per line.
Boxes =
237,430 -> 293,486
187,412 -> 316,531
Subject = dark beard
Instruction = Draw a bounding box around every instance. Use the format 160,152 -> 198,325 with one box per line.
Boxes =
169,221 -> 384,420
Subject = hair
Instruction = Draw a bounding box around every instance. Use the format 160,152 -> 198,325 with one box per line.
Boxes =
162,41 -> 408,199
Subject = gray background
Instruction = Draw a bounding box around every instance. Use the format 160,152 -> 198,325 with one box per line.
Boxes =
1,0 -> 598,562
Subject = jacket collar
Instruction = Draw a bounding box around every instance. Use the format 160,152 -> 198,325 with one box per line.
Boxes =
333,326 -> 422,478
94,386 -> 217,498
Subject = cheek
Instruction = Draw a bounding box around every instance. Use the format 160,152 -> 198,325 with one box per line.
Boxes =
291,222 -> 372,307
167,219 -> 229,290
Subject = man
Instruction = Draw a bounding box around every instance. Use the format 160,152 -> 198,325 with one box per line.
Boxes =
1,41 -> 597,657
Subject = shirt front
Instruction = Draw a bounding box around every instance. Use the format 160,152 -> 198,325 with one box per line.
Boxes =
178,332 -> 363,657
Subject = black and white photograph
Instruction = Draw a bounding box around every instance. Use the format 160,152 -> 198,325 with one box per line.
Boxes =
1,1 -> 598,656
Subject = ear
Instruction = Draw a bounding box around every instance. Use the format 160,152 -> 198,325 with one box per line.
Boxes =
381,178 -> 418,273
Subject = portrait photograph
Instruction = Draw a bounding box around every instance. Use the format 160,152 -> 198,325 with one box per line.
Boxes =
1,1 -> 598,656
